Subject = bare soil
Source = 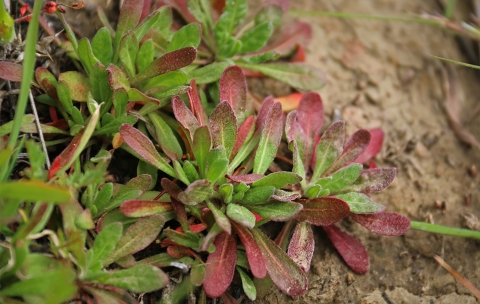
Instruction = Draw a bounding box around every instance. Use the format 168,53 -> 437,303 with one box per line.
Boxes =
253,0 -> 480,303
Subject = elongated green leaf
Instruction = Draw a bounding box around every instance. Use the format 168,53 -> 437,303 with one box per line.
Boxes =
55,81 -> 73,115
120,200 -> 172,217
192,126 -> 211,178
102,264 -> 169,292
107,64 -> 131,91
190,262 -> 206,286
335,192 -> 386,214
58,71 -> 91,102
187,62 -> 229,84
206,200 -> 231,234
187,0 -> 214,34
248,201 -> 302,221
214,0 -> 247,43
142,71 -> 187,92
311,121 -> 345,181
251,228 -> 308,296
340,168 -> 397,194
237,62 -> 326,91
241,186 -> 275,204
255,4 -> 283,28
0,114 -> 34,136
163,228 -> 201,249
78,38 -> 100,75
91,27 -> 113,66
167,22 -> 202,52
136,39 -> 154,73
238,21 -> 273,54
254,102 -> 283,174
103,214 -> 165,265
88,222 -> 123,270
93,115 -> 136,136
206,157 -> 228,184
90,63 -> 112,103
178,179 -> 212,205
227,203 -> 256,228
209,101 -> 237,158
120,123 -> 176,178
316,164 -> 362,193
135,10 -> 161,41
252,172 -> 301,189
119,31 -> 139,78
148,112 -> 183,160
112,0 -> 143,63
237,266 -> 257,300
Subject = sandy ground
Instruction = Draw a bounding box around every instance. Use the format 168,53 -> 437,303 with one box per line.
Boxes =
251,0 -> 480,303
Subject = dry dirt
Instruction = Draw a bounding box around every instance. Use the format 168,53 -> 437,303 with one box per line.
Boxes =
253,0 -> 480,303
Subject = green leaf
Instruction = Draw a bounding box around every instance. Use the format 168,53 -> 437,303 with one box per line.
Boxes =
103,214 -> 165,265
237,51 -> 280,64
0,114 -> 34,136
311,121 -> 345,182
0,180 -> 70,202
316,164 -> 363,193
248,201 -> 302,221
237,62 -> 326,91
90,63 -> 112,103
217,36 -> 242,58
187,62 -> 230,84
91,27 -> 113,66
335,192 -> 386,214
0,0 -> 15,45
206,158 -> 228,184
135,10 -> 161,41
238,22 -> 273,54
190,262 -> 206,286
167,23 -> 202,52
183,160 -> 200,183
177,179 -> 213,205
227,204 -> 255,229
240,186 -> 275,205
88,222 -> 123,271
151,6 -> 173,40
192,126 -> 211,178
58,71 -> 91,102
254,102 -> 283,175
112,0 -> 143,63
142,71 -> 187,92
93,183 -> 113,213
237,266 -> 257,301
252,172 -> 301,189
102,264 -> 169,293
206,200 -> 231,234
209,101 -> 237,158
148,112 -> 183,160
119,31 -> 139,78
219,183 -> 234,203
93,115 -> 137,136
78,38 -> 100,75
163,228 -> 201,249
187,0 -> 214,34
112,88 -> 129,118
55,81 -> 74,115
255,4 -> 283,28
136,39 -> 154,73
214,0 -> 248,43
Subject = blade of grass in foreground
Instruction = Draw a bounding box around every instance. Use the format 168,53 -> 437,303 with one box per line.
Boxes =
410,221 -> 480,240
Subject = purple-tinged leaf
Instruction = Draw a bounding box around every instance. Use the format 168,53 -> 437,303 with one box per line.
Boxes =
113,0 -> 144,63
172,96 -> 199,139
252,172 -> 301,188
203,232 -> 237,298
219,66 -> 247,124
226,173 -> 264,184
103,214 -> 165,266
36,67 -> 57,90
163,228 -> 200,249
231,115 -> 255,159
248,201 -> 302,221
297,92 -> 324,147
294,197 -> 350,226
192,126 -> 211,178
335,192 -> 386,214
341,168 -> 397,194
187,79 -> 209,126
255,96 -> 275,131
206,200 -> 231,234
254,102 -> 283,174
285,111 -> 308,166
287,222 -> 314,272
349,212 -> 410,236
160,178 -> 182,201
148,112 -> 183,161
356,128 -> 384,164
258,21 -> 311,56
251,228 -> 308,296
48,129 -> 84,179
270,190 -> 301,202
311,121 -> 345,181
210,101 -> 238,158
131,47 -> 197,85
232,222 -> 267,279
0,61 -> 22,82
171,198 -> 189,232
323,225 -> 369,274
324,129 -> 371,176
128,88 -> 161,105
178,179 -> 213,205
120,200 -> 172,217
120,124 -> 176,178
107,64 -> 131,90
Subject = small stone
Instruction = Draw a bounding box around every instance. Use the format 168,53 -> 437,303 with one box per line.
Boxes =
346,273 -> 355,285
468,165 -> 478,178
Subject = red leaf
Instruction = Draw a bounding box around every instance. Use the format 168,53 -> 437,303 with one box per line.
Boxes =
120,200 -> 172,217
231,115 -> 255,159
203,232 -> 237,298
275,92 -> 303,112
356,128 -> 384,164
294,197 -> 350,226
349,212 -> 410,236
324,129 -> 371,176
287,222 -> 314,272
171,198 -> 188,230
297,92 -> 324,144
187,79 -> 209,126
291,44 -> 306,62
255,96 -> 275,131
232,222 -> 267,279
48,129 -> 84,179
172,96 -> 199,139
167,245 -> 191,259
226,173 -> 263,184
219,66 -> 247,124
20,4 -> 29,16
251,228 -> 308,296
160,178 -> 182,201
323,225 -> 369,274
0,61 -> 23,82
176,223 -> 208,234
342,168 -> 396,194
258,21 -> 312,56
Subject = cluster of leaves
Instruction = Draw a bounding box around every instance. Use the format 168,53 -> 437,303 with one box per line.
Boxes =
0,0 -> 409,303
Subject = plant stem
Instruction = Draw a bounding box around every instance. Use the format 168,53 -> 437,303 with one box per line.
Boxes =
410,221 -> 480,240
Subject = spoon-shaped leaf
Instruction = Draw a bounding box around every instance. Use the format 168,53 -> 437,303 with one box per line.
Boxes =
294,197 -> 350,226
349,212 -> 410,236
210,101 -> 237,158
231,222 -> 267,279
287,222 -> 314,271
254,102 -> 283,174
219,66 -> 247,124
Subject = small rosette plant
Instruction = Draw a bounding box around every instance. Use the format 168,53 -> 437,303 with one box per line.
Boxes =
285,93 -> 410,274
